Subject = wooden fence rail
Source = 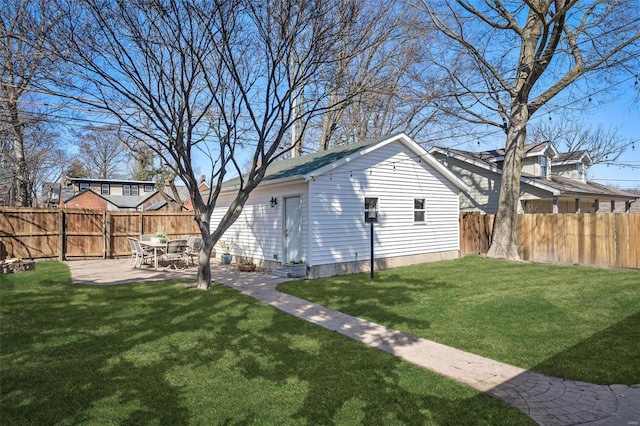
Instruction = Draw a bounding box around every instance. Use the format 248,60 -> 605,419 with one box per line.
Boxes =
2,208 -> 639,269
460,212 -> 640,269
0,208 -> 200,260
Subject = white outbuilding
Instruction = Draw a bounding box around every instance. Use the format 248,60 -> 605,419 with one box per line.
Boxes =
211,133 -> 468,278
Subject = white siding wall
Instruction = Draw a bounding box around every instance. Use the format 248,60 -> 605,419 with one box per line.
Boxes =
437,157 -> 501,213
522,157 -> 540,177
209,183 -> 308,262
552,164 -> 578,180
308,143 -> 460,266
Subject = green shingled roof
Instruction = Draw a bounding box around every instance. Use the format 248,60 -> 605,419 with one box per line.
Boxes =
223,133 -> 403,188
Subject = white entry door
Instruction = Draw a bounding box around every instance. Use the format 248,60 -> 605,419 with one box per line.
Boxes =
284,196 -> 302,263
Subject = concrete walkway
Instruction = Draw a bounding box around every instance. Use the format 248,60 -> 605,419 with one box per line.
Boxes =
67,260 -> 640,425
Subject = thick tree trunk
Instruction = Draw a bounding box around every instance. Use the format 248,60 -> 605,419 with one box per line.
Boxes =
195,239 -> 215,290
196,251 -> 212,290
10,105 -> 30,207
486,102 -> 528,260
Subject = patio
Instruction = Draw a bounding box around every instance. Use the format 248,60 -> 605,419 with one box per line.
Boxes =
66,258 -> 289,287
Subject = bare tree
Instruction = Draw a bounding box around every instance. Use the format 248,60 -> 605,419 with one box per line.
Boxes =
416,0 -> 640,260
128,143 -> 185,211
72,125 -> 127,179
1,0 -> 62,206
23,122 -> 68,206
313,1 -> 439,151
528,120 -> 633,164
55,0 -> 363,289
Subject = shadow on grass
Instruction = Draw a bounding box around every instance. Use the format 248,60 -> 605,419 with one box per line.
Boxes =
532,310 -> 640,385
1,262 -> 531,425
277,272 -> 450,334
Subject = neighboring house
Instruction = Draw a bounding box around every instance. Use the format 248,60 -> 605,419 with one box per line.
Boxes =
57,176 -> 165,211
181,177 -> 211,211
210,133 -> 468,278
430,142 -> 638,214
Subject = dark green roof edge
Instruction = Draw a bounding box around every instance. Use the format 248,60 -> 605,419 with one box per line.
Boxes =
223,133 -> 405,188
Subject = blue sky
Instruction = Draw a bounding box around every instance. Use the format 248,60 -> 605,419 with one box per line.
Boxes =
586,93 -> 639,190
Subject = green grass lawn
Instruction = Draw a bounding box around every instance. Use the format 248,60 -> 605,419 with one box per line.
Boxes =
278,256 -> 640,385
0,261 -> 532,425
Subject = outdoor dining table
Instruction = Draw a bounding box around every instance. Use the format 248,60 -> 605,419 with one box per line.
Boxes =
139,240 -> 168,270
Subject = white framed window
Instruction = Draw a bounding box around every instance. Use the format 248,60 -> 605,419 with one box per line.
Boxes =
101,184 -> 110,195
414,198 -> 426,222
123,184 -> 131,195
539,156 -> 549,178
144,185 -> 154,192
364,197 -> 378,223
577,163 -> 584,180
131,185 -> 139,196
79,182 -> 90,190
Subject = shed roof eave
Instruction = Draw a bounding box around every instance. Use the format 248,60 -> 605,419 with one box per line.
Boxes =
221,174 -> 305,194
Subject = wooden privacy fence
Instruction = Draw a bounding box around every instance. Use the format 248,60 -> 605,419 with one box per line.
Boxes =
0,208 -> 200,260
460,212 -> 640,269
2,208 -> 638,269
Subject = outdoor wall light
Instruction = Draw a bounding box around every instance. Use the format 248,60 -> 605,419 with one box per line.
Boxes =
270,196 -> 278,208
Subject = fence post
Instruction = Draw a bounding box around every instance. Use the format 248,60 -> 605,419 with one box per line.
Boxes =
104,211 -> 109,259
58,210 -> 65,261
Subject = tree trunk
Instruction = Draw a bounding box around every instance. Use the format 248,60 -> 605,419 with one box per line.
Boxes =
486,102 -> 528,260
196,252 -> 212,290
9,104 -> 30,207
195,241 -> 214,290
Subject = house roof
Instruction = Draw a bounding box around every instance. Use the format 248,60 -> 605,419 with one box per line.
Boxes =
102,191 -> 159,208
66,177 -> 156,185
223,133 -> 469,192
454,141 -> 559,163
553,150 -> 593,166
144,199 -> 168,211
431,146 -> 637,200
535,175 -> 637,199
63,188 -> 160,209
223,134 -> 393,188
430,146 -> 562,195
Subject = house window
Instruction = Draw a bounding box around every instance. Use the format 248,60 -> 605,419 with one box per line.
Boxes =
79,183 -> 90,190
123,184 -> 131,195
364,197 -> 378,223
144,185 -> 154,192
131,185 -> 139,196
101,184 -> 110,195
414,198 -> 426,222
539,156 -> 549,178
577,163 -> 584,180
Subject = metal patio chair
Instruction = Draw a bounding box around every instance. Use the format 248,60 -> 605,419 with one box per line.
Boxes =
128,237 -> 153,268
161,239 -> 186,269
183,236 -> 203,266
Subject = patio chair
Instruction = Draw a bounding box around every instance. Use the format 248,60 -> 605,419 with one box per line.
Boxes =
161,239 -> 186,269
128,237 -> 153,268
127,237 -> 138,267
183,236 -> 203,266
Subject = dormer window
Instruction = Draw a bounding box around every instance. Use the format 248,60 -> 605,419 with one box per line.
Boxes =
577,163 -> 584,181
539,156 -> 549,178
